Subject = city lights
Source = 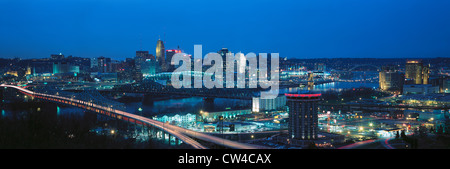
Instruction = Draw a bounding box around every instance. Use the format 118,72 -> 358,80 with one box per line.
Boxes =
0,1 -> 448,162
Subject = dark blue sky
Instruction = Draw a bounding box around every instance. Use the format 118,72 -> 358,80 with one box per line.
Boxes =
1,0 -> 450,60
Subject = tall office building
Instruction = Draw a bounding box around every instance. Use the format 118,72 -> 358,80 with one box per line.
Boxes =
218,48 -> 232,83
218,48 -> 231,61
97,56 -> 112,73
405,60 -> 429,84
286,92 -> 321,140
141,59 -> 158,76
90,57 -> 98,68
156,39 -> 165,71
218,48 -> 231,66
135,51 -> 154,71
423,65 -> 430,84
443,78 -> 450,93
166,48 -> 182,71
136,51 -> 155,61
379,66 -> 404,93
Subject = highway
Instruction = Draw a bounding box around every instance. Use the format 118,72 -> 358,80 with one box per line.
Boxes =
1,84 -> 269,149
337,137 -> 395,149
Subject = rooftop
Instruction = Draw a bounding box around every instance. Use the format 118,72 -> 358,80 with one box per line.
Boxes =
285,90 -> 322,98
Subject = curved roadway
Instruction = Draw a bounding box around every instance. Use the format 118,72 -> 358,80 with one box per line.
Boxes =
1,84 -> 268,149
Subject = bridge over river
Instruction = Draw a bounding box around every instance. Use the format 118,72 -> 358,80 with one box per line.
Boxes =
1,84 -> 269,149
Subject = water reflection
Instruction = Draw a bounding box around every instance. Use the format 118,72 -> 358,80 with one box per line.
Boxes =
124,97 -> 251,117
280,82 -> 379,94
123,82 -> 379,118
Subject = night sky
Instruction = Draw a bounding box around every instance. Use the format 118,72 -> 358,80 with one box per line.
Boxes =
1,0 -> 450,60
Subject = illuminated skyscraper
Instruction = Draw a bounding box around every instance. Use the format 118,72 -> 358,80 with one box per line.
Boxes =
379,66 -> 404,93
286,92 -> 321,140
218,48 -> 230,61
141,59 -> 158,76
136,51 -> 155,61
156,39 -> 165,71
423,65 -> 430,84
218,48 -> 231,68
90,57 -> 98,68
405,60 -> 429,84
135,51 -> 154,71
166,48 -> 182,71
97,56 -> 111,73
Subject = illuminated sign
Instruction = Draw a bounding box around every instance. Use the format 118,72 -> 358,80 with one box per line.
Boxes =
284,93 -> 321,97
166,49 -> 182,53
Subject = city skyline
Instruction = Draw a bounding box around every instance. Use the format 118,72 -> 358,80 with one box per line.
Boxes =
1,0 -> 450,60
2,1 -> 450,167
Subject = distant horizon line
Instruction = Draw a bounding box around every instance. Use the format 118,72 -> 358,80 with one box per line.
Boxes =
1,56 -> 449,61
287,56 -> 450,59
